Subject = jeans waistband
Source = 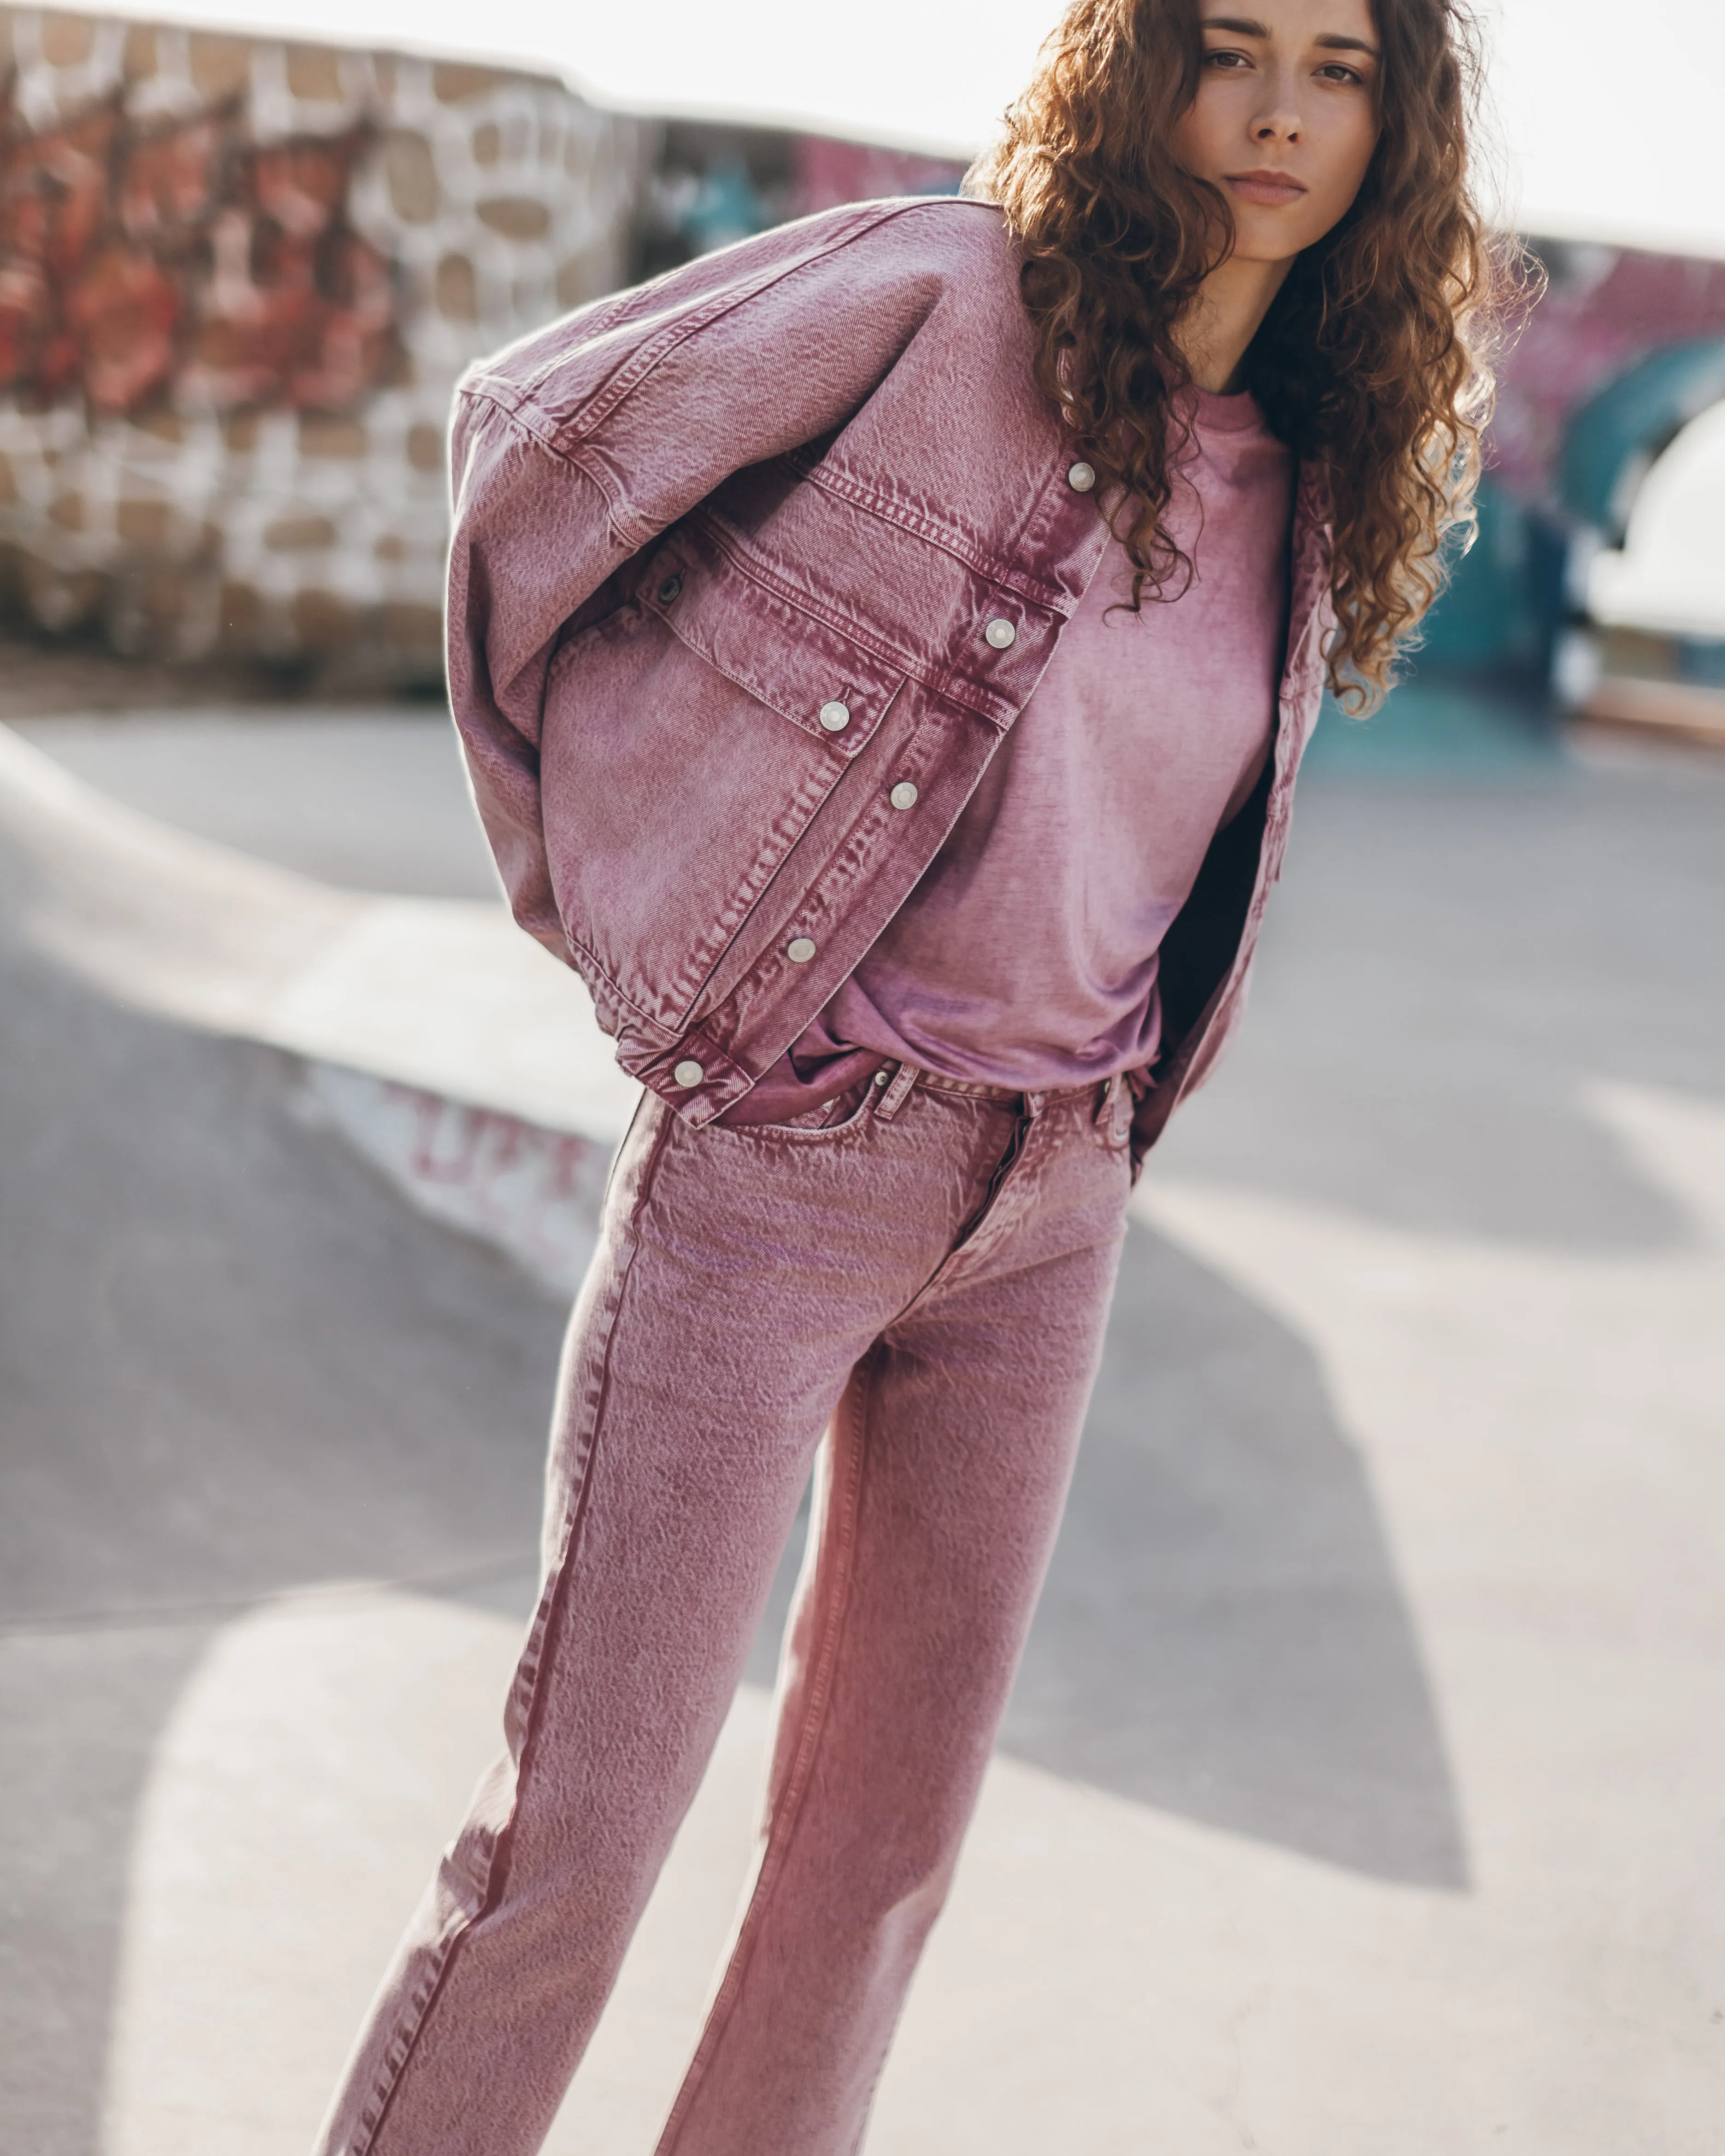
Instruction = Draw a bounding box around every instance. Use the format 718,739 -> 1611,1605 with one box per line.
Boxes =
899,1067 -> 1109,1105
873,1062 -> 1128,1127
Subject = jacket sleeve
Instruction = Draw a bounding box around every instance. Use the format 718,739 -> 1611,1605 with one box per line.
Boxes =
445,199 -> 969,963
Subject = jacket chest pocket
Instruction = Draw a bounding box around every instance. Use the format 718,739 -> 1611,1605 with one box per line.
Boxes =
540,533 -> 905,1035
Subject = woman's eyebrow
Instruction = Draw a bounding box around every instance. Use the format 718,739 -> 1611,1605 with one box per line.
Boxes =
1200,14 -> 1382,57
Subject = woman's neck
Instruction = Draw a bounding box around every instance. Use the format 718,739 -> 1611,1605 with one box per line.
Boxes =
1175,253 -> 1296,393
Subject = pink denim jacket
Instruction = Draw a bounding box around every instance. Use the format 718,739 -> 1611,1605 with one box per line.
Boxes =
447,196 -> 1333,1163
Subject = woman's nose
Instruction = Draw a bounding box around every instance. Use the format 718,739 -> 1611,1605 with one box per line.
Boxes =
1253,110 -> 1303,145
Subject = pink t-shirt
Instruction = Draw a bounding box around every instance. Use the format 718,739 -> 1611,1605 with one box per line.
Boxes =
731,387 -> 1293,1120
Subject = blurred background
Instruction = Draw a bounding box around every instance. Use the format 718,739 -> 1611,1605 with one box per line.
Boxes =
0,5 -> 1721,2154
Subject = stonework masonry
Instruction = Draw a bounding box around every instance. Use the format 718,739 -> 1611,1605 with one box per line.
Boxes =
0,8 -> 646,677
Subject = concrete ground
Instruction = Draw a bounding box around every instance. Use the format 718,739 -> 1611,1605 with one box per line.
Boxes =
2,697 -> 1722,2154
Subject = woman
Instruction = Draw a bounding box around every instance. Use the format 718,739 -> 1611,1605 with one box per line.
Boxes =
317,1 -> 1511,2150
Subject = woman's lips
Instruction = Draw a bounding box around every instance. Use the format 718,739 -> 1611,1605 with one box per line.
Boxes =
1225,171 -> 1308,206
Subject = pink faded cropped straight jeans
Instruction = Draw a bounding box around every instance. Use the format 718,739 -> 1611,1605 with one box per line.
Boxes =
314,1064 -> 1135,2156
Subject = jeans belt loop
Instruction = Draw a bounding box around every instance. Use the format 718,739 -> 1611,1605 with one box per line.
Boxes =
873,1061 -> 919,1122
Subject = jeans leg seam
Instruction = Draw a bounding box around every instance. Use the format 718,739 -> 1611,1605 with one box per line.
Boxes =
653,1361 -> 873,2156
346,1106 -> 675,2156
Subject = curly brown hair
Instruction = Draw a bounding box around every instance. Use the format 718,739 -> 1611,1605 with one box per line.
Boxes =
970,0 -> 1533,710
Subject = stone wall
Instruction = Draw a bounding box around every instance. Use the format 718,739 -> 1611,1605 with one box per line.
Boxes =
0,8 -> 644,677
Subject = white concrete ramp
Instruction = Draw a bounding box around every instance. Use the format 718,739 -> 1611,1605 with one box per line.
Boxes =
0,716 -> 636,1290
0,721 -> 640,1142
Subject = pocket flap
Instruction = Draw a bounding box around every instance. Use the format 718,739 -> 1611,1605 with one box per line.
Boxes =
639,525 -> 904,756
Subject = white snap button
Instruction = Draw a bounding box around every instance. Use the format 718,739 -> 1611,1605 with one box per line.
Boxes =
818,700 -> 851,732
786,937 -> 816,963
984,618 -> 1015,649
1067,460 -> 1097,492
673,1059 -> 704,1088
889,781 -> 918,810
872,1068 -> 890,1085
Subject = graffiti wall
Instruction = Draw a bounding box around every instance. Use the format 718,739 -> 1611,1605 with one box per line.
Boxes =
1413,236 -> 1725,699
1493,240 -> 1725,508
0,8 -> 643,674
3,6 -> 1716,710
636,119 -> 963,273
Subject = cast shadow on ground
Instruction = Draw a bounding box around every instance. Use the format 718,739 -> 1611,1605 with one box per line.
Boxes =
748,1215 -> 1468,1892
1005,1218 -> 1468,1889
0,961 -> 562,1624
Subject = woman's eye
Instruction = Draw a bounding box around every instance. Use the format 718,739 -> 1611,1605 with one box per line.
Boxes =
1317,61 -> 1365,84
1205,47 -> 1251,68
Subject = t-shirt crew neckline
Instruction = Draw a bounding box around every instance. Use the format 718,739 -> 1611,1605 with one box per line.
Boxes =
1184,383 -> 1266,434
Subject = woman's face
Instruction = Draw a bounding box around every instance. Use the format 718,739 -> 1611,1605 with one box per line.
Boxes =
1171,0 -> 1383,264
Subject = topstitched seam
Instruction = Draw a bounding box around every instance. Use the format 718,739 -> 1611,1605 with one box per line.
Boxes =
355,1105 -> 675,2155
